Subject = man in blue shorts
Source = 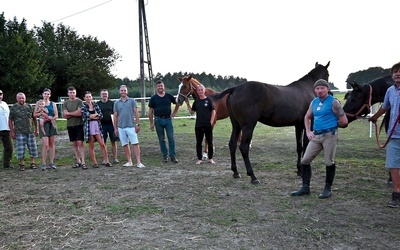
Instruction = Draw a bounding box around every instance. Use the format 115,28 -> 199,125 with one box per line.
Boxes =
369,61 -> 400,208
113,85 -> 145,168
97,89 -> 119,164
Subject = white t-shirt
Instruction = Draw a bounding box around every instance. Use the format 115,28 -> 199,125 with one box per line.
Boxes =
0,101 -> 10,131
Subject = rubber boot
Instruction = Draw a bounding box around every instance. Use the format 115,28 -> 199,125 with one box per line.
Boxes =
291,164 -> 311,196
319,164 -> 336,199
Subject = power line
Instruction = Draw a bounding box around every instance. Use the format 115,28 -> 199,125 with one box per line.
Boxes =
52,0 -> 113,23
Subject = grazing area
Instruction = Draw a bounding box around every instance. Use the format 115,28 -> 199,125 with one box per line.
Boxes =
0,110 -> 399,249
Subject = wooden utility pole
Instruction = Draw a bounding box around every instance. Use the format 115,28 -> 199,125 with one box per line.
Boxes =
138,0 -> 154,116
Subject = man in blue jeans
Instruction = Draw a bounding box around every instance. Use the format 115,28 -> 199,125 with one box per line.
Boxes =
149,80 -> 180,163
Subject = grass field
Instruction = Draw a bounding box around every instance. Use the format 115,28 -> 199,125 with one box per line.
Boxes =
1,93 -> 399,249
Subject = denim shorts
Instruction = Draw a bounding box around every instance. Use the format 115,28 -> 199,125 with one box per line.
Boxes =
386,138 -> 400,169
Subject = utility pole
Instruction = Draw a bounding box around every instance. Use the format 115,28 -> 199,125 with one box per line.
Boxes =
138,0 -> 154,116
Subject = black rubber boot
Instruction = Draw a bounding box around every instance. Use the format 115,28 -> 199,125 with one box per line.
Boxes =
319,164 -> 336,199
291,164 -> 311,196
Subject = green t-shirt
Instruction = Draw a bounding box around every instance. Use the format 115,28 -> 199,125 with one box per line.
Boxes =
63,99 -> 83,127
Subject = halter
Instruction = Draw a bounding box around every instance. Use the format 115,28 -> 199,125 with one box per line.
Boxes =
177,80 -> 199,100
345,84 -> 372,119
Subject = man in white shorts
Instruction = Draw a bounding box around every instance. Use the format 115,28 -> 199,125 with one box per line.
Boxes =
113,85 -> 145,168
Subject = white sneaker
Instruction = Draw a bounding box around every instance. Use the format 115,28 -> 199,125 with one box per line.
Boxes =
136,163 -> 145,168
123,162 -> 133,167
113,159 -> 120,164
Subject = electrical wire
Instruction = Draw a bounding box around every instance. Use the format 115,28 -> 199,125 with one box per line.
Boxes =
52,0 -> 113,23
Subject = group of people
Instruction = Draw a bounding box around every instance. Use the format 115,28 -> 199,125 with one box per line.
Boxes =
2,62 -> 399,208
0,81 -> 216,173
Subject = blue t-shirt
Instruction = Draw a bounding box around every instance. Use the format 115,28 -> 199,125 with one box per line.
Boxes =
382,85 -> 400,138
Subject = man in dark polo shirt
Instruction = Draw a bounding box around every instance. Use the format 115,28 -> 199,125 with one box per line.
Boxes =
148,80 -> 180,163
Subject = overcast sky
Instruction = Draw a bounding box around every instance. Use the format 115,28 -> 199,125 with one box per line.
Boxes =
3,0 -> 400,90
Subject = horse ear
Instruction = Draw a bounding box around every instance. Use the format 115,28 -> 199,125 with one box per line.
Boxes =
325,61 -> 330,68
188,75 -> 192,80
350,80 -> 361,91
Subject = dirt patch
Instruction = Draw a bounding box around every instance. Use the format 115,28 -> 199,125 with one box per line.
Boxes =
0,121 -> 399,249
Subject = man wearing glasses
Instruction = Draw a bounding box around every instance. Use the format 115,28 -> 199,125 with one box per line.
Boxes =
0,90 -> 13,169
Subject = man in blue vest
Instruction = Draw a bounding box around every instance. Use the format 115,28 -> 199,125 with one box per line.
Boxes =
291,79 -> 348,199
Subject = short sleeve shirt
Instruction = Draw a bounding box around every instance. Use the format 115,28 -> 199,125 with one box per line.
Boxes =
9,103 -> 35,134
63,99 -> 83,127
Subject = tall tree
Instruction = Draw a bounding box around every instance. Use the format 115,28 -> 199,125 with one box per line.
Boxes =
34,22 -> 121,100
0,13 -> 50,103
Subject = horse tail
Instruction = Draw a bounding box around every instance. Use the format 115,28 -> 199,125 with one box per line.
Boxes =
214,86 -> 236,101
379,108 -> 391,133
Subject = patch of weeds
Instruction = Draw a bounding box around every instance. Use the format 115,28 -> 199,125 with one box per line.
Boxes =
207,208 -> 259,226
105,203 -> 163,218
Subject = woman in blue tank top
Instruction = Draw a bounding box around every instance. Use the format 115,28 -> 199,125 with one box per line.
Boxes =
33,88 -> 58,171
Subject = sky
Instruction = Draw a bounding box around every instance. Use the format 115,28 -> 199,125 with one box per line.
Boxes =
2,0 -> 400,90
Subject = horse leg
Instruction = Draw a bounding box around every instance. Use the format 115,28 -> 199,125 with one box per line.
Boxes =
295,125 -> 304,176
239,125 -> 260,184
229,125 -> 241,179
203,140 -> 208,160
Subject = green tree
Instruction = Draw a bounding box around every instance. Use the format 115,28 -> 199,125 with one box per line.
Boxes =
0,13 -> 50,103
34,22 -> 121,100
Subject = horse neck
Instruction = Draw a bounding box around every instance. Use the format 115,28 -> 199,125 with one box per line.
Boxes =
369,79 -> 392,104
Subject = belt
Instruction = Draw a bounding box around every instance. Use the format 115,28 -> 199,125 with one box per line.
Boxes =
155,115 -> 170,119
313,127 -> 337,135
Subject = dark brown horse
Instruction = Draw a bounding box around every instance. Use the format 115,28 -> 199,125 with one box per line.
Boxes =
214,62 -> 330,184
342,75 -> 395,184
176,75 -> 230,159
343,75 -> 394,122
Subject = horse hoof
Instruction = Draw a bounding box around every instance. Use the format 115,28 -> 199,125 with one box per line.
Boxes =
233,173 -> 241,179
251,179 -> 261,185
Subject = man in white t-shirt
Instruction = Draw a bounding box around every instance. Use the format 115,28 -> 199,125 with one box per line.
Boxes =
0,90 -> 13,169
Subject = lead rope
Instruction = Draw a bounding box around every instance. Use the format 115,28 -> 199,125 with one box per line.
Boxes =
374,106 -> 400,148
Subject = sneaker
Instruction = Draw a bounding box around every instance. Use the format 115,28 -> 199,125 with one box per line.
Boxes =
3,165 -> 14,169
93,163 -> 99,168
41,164 -> 46,171
113,159 -> 120,164
102,160 -> 107,165
105,162 -> 113,167
136,163 -> 146,168
123,162 -> 133,167
209,159 -> 216,164
171,157 -> 178,163
49,163 -> 57,170
196,160 -> 202,165
163,156 -> 168,163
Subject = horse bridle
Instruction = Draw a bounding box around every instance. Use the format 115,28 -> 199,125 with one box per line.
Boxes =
178,81 -> 198,100
345,84 -> 372,119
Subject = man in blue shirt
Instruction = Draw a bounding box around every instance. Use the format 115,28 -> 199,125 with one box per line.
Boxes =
291,79 -> 348,199
369,62 -> 400,208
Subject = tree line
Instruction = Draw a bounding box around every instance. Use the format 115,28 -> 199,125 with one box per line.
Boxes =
1,13 -> 390,104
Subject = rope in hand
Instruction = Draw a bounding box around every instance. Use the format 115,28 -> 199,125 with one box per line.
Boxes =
372,111 -> 400,149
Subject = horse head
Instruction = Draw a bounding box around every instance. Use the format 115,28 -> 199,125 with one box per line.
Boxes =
311,61 -> 330,82
342,80 -> 371,122
176,75 -> 201,105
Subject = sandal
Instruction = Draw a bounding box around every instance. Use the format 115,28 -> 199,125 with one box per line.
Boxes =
81,164 -> 88,170
93,164 -> 99,168
19,165 -> 26,171
73,162 -> 81,168
30,163 -> 37,169
105,162 -> 113,167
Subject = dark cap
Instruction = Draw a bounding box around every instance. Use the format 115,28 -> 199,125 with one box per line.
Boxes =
314,79 -> 329,88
